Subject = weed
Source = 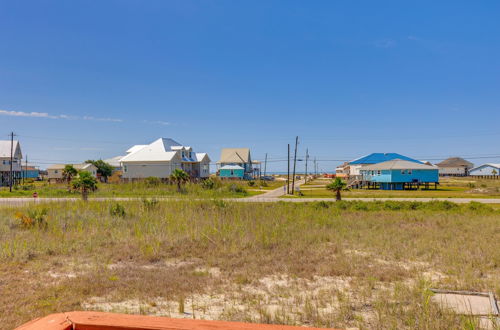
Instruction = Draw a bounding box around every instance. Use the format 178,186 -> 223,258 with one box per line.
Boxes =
15,208 -> 48,229
109,203 -> 126,217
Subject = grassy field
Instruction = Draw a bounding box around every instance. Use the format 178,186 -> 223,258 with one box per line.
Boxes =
0,179 -> 265,199
297,177 -> 500,199
1,200 -> 499,329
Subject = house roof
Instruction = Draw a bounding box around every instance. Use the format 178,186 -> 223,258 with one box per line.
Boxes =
103,156 -> 124,167
220,165 -> 245,170
435,157 -> 473,168
195,153 -> 210,162
126,145 -> 147,154
469,163 -> 500,171
121,138 -> 184,162
47,163 -> 95,170
349,153 -> 421,165
361,159 -> 437,171
218,148 -> 251,163
0,140 -> 22,159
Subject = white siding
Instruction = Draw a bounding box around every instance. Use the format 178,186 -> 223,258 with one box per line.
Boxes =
122,161 -> 181,179
469,165 -> 500,176
438,167 -> 467,175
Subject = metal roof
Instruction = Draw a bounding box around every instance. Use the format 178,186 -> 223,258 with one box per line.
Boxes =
220,165 -> 245,170
0,140 -> 22,159
47,163 -> 95,170
361,159 -> 437,170
349,153 -> 422,165
469,163 -> 500,171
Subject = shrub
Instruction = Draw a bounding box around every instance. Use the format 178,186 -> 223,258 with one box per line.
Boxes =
145,177 -> 161,187
314,201 -> 331,209
228,184 -> 247,195
110,203 -> 126,217
247,181 -> 256,187
142,198 -> 159,211
15,208 -> 48,229
201,178 -> 221,190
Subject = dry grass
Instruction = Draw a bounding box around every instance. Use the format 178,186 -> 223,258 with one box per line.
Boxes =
0,200 -> 499,329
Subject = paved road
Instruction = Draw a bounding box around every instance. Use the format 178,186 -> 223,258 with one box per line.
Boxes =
246,179 -> 305,199
1,196 -> 500,206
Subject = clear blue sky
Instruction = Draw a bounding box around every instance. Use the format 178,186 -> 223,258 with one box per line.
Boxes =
1,1 -> 499,171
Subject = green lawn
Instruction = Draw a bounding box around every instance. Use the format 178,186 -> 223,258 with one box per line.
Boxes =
295,177 -> 500,198
0,180 -> 256,199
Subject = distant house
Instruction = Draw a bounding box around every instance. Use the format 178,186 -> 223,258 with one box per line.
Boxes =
217,148 -> 254,179
348,153 -> 422,176
21,165 -> 40,180
0,140 -> 23,187
469,164 -> 500,177
219,165 -> 245,179
435,157 -> 473,176
47,163 -> 98,183
120,138 -> 210,180
103,156 -> 124,172
360,159 -> 439,190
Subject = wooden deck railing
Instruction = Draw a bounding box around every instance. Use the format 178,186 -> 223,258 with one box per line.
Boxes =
16,311 -> 337,330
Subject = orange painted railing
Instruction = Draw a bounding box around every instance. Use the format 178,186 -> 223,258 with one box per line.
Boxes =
16,311 -> 336,330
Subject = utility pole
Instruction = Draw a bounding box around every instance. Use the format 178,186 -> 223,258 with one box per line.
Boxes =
304,148 -> 309,184
291,136 -> 298,195
24,155 -> 28,184
287,144 -> 290,194
9,132 -> 15,192
263,153 -> 268,177
313,157 -> 317,176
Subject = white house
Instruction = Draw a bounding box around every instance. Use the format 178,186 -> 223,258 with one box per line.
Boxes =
0,140 -> 22,186
469,164 -> 500,177
47,163 -> 98,183
120,138 -> 210,180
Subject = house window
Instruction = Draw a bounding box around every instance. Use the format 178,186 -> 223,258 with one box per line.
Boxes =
54,170 -> 58,174
401,170 -> 406,174
124,166 -> 127,172
408,169 -> 412,175
230,170 -> 234,176
377,170 -> 381,175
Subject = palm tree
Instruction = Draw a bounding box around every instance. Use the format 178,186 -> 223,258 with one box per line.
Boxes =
492,169 -> 498,176
72,171 -> 98,201
62,165 -> 78,192
170,169 -> 189,192
326,177 -> 346,201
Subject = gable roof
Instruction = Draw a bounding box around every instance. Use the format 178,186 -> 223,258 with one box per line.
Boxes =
121,138 -> 184,162
349,153 -> 421,165
435,157 -> 473,168
0,140 -> 22,159
361,159 -> 437,171
218,148 -> 251,164
126,145 -> 147,154
195,153 -> 210,162
220,165 -> 245,170
103,156 -> 125,167
47,163 -> 96,171
469,163 -> 500,171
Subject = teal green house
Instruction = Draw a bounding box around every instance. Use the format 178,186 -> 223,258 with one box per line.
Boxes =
219,165 -> 245,179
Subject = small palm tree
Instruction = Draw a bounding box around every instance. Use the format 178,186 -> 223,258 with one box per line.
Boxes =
72,171 -> 98,201
170,169 -> 190,192
326,177 -> 346,201
62,165 -> 78,192
492,169 -> 498,176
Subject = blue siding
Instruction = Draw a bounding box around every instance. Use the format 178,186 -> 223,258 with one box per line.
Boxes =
362,169 -> 439,184
219,168 -> 245,178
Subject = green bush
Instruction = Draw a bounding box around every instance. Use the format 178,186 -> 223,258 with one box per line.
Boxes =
247,181 -> 256,187
110,203 -> 126,217
201,178 -> 221,190
145,177 -> 161,187
228,184 -> 247,195
142,198 -> 159,211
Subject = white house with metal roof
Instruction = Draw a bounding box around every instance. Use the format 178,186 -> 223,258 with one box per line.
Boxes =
46,163 -> 98,183
120,138 -> 210,179
469,164 -> 500,176
0,140 -> 22,186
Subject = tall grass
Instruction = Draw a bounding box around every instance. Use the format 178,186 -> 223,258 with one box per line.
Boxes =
0,200 -> 498,329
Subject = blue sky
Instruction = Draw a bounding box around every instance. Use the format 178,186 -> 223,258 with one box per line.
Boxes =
1,1 -> 500,171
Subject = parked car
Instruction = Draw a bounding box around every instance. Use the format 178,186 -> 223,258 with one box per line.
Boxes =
260,175 -> 275,181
